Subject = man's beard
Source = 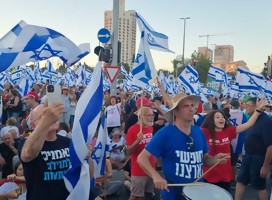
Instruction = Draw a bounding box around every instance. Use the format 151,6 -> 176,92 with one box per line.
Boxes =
146,121 -> 154,127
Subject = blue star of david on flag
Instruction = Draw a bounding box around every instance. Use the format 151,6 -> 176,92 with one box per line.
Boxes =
92,142 -> 103,164
0,20 -> 90,72
189,76 -> 196,84
195,89 -> 201,95
229,118 -> 238,126
30,44 -> 62,60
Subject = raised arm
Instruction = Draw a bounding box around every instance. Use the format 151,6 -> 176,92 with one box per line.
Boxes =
20,103 -> 64,162
236,98 -> 267,134
157,80 -> 172,108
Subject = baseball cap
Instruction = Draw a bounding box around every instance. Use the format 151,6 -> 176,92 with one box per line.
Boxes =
136,97 -> 152,108
25,91 -> 39,100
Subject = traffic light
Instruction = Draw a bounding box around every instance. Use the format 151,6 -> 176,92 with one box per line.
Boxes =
192,59 -> 198,67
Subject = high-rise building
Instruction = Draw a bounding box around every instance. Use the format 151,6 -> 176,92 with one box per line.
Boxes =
214,45 -> 234,64
104,0 -> 136,65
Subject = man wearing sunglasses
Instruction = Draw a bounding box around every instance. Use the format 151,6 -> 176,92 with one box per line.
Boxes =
138,93 -> 230,200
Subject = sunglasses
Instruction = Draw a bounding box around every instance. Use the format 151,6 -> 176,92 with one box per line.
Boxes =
187,136 -> 195,152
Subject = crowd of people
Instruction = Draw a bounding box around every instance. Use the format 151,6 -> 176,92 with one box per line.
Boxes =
0,80 -> 271,200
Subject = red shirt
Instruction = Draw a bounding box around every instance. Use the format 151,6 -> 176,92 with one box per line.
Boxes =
202,126 -> 236,182
126,123 -> 155,176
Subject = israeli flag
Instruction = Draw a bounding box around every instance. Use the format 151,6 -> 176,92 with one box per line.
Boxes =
85,68 -> 93,85
103,78 -> 111,91
131,32 -> 157,88
136,12 -> 174,53
33,63 -> 41,81
75,64 -> 85,87
208,65 -> 226,82
178,65 -> 207,102
17,78 -> 30,96
0,20 -> 90,72
237,67 -> 266,96
44,60 -> 58,76
10,69 -> 23,85
158,70 -> 167,90
178,65 -> 199,94
92,113 -> 110,178
121,65 -> 128,76
39,73 -> 51,85
64,61 -> 103,199
0,72 -> 8,89
265,78 -> 272,105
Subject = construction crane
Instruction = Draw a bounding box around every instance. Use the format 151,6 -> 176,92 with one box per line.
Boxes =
199,34 -> 216,47
199,33 -> 229,47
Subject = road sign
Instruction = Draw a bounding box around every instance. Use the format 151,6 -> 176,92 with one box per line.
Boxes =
97,28 -> 111,43
104,66 -> 120,83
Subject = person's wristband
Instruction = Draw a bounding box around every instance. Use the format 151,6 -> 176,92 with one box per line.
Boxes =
256,109 -> 262,113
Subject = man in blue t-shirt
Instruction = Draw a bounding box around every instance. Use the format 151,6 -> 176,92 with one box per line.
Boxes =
137,93 -> 230,200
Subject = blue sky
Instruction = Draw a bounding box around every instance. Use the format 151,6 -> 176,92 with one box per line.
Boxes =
1,0 -> 272,73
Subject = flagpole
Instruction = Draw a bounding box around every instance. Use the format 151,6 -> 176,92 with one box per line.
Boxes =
140,90 -> 144,133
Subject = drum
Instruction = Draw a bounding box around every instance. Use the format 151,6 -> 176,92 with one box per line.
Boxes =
183,183 -> 233,200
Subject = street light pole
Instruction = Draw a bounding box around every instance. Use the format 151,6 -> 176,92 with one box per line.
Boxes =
210,43 -> 216,63
180,17 -> 190,72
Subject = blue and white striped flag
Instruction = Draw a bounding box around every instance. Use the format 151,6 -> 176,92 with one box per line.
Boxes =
85,68 -> 93,85
131,32 -> 157,88
92,114 -> 110,178
237,67 -> 266,97
0,73 -> 7,89
178,65 -> 199,94
103,78 -> 111,91
121,65 -> 128,76
17,78 -> 30,96
178,65 -> 207,102
265,78 -> 272,105
136,12 -> 174,53
10,69 -> 23,85
208,65 -> 226,82
44,60 -> 58,76
0,20 -> 90,72
39,73 -> 52,85
64,61 -> 103,199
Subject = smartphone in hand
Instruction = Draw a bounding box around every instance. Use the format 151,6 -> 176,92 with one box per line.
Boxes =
46,85 -> 62,106
15,187 -> 23,195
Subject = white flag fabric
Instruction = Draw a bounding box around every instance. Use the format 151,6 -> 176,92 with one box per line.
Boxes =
0,20 -> 90,72
92,114 -> 110,178
236,67 -> 266,97
178,65 -> 207,102
208,65 -> 226,82
265,79 -> 272,105
136,12 -> 174,53
64,61 -> 103,200
121,65 -> 128,76
131,32 -> 156,88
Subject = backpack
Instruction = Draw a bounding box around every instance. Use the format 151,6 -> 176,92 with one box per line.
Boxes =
196,114 -> 206,127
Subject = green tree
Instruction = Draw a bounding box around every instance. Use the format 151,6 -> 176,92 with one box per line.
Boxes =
193,53 -> 212,84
